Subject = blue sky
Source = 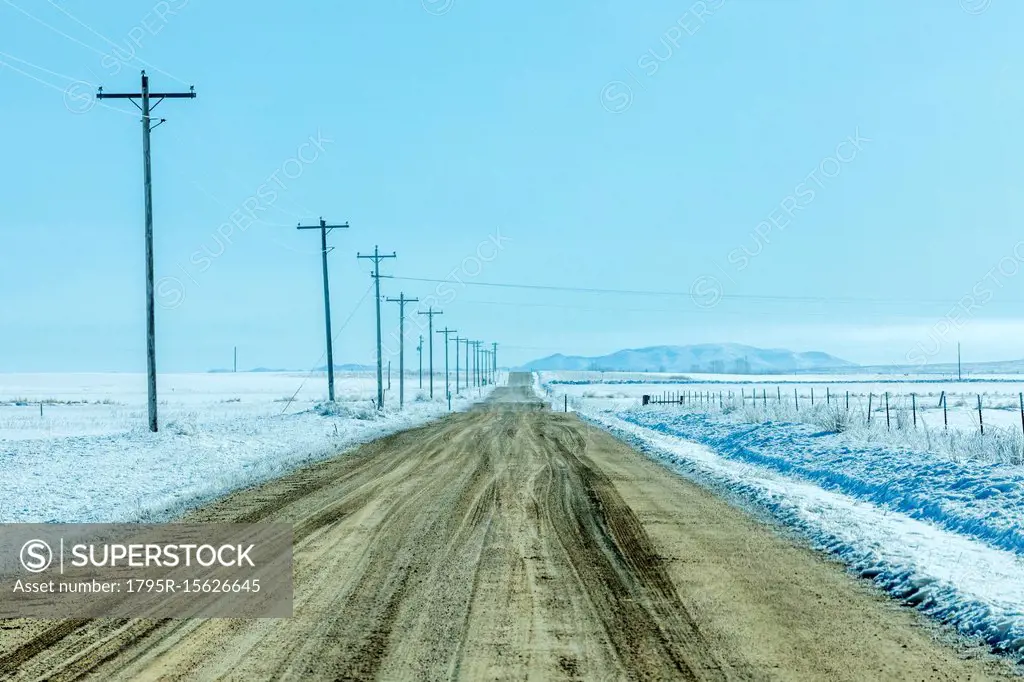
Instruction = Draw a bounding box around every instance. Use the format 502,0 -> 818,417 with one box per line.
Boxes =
1,0 -> 1023,372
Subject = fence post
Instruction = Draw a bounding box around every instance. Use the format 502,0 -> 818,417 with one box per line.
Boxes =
826,386 -> 830,404
762,389 -> 767,409
719,391 -> 723,409
978,394 -> 984,435
811,387 -> 815,406
794,388 -> 799,411
943,392 -> 948,430
564,395 -> 568,413
1019,392 -> 1023,439
845,390 -> 849,411
777,386 -> 781,402
868,393 -> 873,424
885,392 -> 890,430
912,393 -> 917,428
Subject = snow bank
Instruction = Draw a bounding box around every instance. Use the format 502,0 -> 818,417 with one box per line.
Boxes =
0,391 -> 489,524
619,409 -> 1024,556
582,410 -> 1024,659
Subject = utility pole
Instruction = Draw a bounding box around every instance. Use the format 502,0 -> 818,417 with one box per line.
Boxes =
298,218 -> 349,402
472,341 -> 483,387
417,335 -> 424,389
96,71 -> 196,433
492,342 -> 498,383
417,308 -> 442,398
386,293 -> 419,409
437,327 -> 457,403
453,335 -> 463,395
463,338 -> 471,392
357,246 -> 397,409
958,342 -> 962,381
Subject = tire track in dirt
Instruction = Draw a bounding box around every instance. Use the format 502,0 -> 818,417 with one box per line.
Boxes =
0,375 -> 1016,680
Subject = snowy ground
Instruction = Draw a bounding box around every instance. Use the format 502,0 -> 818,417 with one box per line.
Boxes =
0,372 -> 495,523
537,372 -> 1024,660
544,371 -> 1024,449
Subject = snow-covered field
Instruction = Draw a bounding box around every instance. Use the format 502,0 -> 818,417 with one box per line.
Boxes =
0,372 -> 494,523
545,371 -> 1024,447
537,371 -> 1024,660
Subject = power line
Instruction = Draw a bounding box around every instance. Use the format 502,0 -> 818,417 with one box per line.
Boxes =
42,0 -> 191,87
391,276 -> 1024,306
280,281 -> 375,415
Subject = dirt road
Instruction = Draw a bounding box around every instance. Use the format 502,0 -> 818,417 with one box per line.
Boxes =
0,374 -> 1013,680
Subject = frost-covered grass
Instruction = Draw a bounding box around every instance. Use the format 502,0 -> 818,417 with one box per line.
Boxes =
542,371 -> 1024,467
0,372 -> 494,523
701,393 -> 1024,467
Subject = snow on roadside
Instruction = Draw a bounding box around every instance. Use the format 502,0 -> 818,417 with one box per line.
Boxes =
581,410 -> 1024,658
0,393 -> 489,524
619,409 -> 1024,556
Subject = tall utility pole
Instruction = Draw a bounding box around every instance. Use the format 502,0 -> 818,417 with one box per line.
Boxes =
96,71 -> 196,433
437,327 -> 457,402
418,308 -> 442,398
492,342 -> 498,383
386,293 -> 419,409
417,335 -> 424,389
453,335 -> 463,395
357,246 -> 397,409
298,218 -> 349,402
463,338 -> 471,391
472,341 -> 483,387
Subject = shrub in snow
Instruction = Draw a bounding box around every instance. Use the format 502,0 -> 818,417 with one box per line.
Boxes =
164,414 -> 200,436
812,404 -> 852,433
313,402 -> 379,420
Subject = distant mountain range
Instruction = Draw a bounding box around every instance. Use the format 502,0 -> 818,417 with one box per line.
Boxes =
520,344 -> 856,374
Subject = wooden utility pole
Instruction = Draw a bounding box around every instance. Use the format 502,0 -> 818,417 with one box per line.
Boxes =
417,335 -> 424,389
471,340 -> 483,387
453,335 -> 463,394
96,71 -> 195,433
386,293 -> 419,409
357,246 -> 396,409
298,218 -> 349,402
417,308 -> 442,398
437,327 -> 457,402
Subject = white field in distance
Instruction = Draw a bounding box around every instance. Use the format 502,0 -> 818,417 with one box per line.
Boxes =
543,371 -> 1024,434
0,371 -> 494,523
0,371 -> 446,441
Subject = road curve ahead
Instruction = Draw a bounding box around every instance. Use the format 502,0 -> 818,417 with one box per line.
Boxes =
0,373 -> 1012,680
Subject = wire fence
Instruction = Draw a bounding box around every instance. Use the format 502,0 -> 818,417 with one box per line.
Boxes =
641,387 -> 1024,466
